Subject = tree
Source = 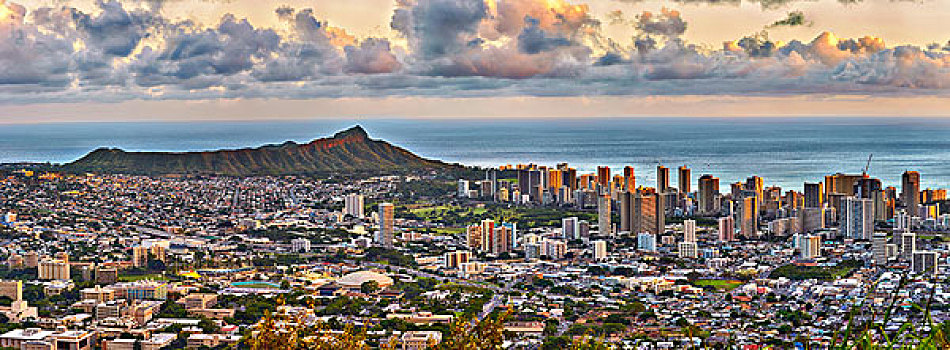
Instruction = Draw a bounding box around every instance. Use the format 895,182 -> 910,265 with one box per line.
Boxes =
360,280 -> 380,294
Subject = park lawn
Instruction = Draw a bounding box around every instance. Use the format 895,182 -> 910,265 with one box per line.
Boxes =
411,205 -> 456,216
119,273 -> 169,282
412,206 -> 487,218
431,227 -> 465,235
768,260 -> 863,280
694,279 -> 744,291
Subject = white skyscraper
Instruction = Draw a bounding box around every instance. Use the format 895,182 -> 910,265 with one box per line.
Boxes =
458,179 -> 470,198
344,193 -> 365,218
683,219 -> 697,243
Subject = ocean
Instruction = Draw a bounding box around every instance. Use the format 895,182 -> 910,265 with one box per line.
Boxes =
2,117 -> 950,190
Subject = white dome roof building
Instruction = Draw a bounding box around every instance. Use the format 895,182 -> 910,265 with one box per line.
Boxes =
336,271 -> 394,291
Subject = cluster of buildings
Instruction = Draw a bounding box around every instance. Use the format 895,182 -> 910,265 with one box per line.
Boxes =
0,162 -> 946,349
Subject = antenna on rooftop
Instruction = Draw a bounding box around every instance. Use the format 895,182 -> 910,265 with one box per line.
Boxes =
863,154 -> 873,176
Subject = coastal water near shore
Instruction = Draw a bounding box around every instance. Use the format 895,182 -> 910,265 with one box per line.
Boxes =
3,117 -> 950,188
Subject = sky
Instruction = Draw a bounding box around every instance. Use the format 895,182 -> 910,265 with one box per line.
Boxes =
1,0 -> 950,122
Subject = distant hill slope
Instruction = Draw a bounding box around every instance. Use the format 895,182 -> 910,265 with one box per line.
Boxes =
66,126 -> 456,176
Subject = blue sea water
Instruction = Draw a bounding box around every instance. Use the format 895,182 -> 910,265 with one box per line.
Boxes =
2,117 -> 950,190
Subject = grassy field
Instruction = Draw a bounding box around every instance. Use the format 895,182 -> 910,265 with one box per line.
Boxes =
769,260 -> 863,280
119,273 -> 169,282
430,227 -> 466,235
693,279 -> 744,291
411,205 -> 487,218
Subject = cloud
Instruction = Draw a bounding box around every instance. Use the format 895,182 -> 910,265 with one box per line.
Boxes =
767,11 -> 811,28
75,0 -> 158,57
344,38 -> 403,73
0,0 -> 948,105
391,0 -> 488,58
635,8 -> 687,38
614,0 -> 927,10
517,17 -> 573,54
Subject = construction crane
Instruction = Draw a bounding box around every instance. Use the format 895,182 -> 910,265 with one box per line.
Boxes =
863,154 -> 873,176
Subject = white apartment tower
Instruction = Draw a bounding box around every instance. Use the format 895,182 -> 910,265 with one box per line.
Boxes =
344,193 -> 365,218
683,219 -> 697,243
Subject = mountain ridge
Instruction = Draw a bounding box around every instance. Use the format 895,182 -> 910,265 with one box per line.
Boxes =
66,125 -> 456,176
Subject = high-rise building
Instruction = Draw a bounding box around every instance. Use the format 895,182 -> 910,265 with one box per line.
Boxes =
902,171 -> 920,217
545,240 -> 567,260
841,197 -> 874,240
854,177 -> 882,199
637,232 -> 657,252
894,210 -> 911,233
745,176 -> 764,203
457,180 -> 470,198
657,166 -> 670,193
900,231 -> 916,261
578,220 -> 590,239
38,259 -> 70,280
785,190 -> 802,210
478,219 -> 495,253
492,225 -> 513,254
798,235 -> 821,259
623,166 -> 636,193
377,203 -> 394,249
620,191 -> 632,233
698,174 -> 720,216
598,194 -> 612,236
912,251 -> 938,275
0,280 -> 22,301
597,166 -> 610,190
678,242 -> 698,259
563,168 -> 577,191
683,219 -> 696,243
547,169 -> 563,190
291,238 -> 311,253
344,194 -> 365,218
625,193 -> 664,235
921,188 -> 947,203
466,225 -> 481,250
804,182 -> 823,208
517,169 -> 543,202
872,232 -> 888,266
825,173 -> 866,197
738,195 -> 758,238
678,166 -> 691,194
718,216 -> 735,242
562,217 -> 579,240
593,240 -> 607,260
